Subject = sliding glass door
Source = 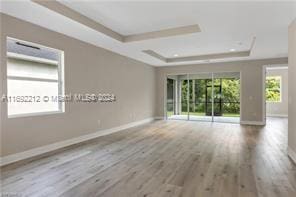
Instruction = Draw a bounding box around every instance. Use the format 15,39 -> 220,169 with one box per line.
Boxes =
180,77 -> 189,119
166,74 -> 188,120
188,73 -> 213,121
166,72 -> 240,123
166,77 -> 175,119
213,73 -> 240,123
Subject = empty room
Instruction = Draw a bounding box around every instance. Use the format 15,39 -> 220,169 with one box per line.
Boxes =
0,1 -> 296,197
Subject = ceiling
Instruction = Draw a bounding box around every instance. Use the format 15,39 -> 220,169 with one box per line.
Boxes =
1,0 -> 295,66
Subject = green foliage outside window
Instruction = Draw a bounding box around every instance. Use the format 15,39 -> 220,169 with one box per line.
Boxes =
180,78 -> 240,116
266,76 -> 281,102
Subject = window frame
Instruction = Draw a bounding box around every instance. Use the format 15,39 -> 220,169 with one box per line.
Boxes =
6,37 -> 65,118
266,75 -> 282,103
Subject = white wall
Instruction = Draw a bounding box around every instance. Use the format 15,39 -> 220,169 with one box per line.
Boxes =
266,68 -> 288,117
288,19 -> 296,162
0,13 -> 156,157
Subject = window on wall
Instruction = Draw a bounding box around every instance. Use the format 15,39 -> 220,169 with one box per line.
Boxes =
266,76 -> 281,102
6,37 -> 64,117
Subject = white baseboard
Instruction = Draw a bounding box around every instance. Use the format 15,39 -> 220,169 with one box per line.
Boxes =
0,117 -> 155,167
267,114 -> 288,118
240,121 -> 266,126
288,147 -> 296,164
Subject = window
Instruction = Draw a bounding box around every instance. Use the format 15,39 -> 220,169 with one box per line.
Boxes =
6,37 -> 64,117
266,76 -> 281,102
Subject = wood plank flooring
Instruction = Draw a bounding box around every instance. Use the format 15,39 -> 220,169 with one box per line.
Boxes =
1,118 -> 295,197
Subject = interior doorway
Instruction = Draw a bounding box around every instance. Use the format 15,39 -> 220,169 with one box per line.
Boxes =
264,66 -> 288,118
166,72 -> 241,123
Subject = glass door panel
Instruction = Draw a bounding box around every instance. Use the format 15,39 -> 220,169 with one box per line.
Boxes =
166,74 -> 188,120
166,77 -> 175,119
189,73 -> 212,121
213,72 -> 240,123
180,75 -> 189,120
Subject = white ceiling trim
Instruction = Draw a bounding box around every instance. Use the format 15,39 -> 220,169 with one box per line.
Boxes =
143,50 -> 251,63
123,25 -> 201,42
32,0 -> 123,42
32,0 -> 201,43
144,37 -> 256,63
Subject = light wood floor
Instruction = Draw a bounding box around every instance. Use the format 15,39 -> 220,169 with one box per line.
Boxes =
1,118 -> 295,197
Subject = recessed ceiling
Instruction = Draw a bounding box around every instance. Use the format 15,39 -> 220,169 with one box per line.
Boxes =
143,37 -> 256,63
32,0 -> 202,43
1,0 -> 295,66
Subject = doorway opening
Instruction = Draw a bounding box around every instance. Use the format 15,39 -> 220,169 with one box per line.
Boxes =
264,66 -> 288,119
166,72 -> 241,123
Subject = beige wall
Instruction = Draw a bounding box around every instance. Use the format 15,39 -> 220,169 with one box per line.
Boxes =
288,19 -> 296,158
155,58 -> 288,122
0,13 -> 292,159
266,68 -> 288,117
0,14 -> 156,157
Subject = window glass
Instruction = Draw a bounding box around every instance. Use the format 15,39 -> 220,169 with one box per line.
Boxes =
266,76 -> 281,102
6,37 -> 64,117
7,80 -> 59,115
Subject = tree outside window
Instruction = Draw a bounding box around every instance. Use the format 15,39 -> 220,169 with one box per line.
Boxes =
266,76 -> 281,102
